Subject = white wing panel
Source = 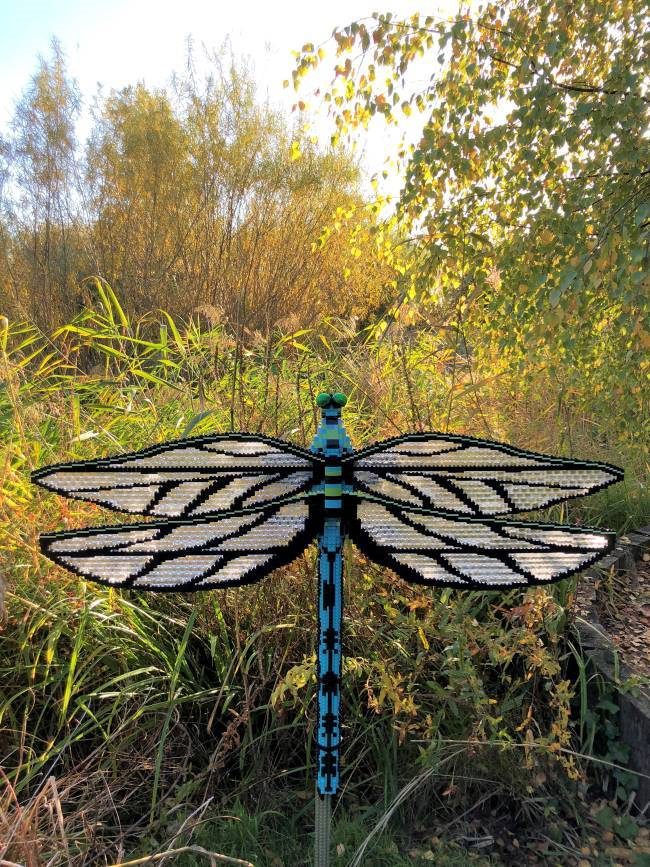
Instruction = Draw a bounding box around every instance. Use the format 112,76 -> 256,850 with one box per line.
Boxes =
33,434 -> 319,517
350,433 -> 622,516
350,500 -> 615,589
40,501 -> 314,590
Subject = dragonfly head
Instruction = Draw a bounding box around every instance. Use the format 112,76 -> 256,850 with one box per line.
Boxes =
316,391 -> 347,417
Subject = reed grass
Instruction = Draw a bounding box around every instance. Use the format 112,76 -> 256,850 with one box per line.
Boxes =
1,285 -> 647,865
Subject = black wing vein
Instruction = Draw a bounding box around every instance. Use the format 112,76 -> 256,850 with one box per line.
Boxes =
349,500 -> 615,589
40,501 -> 315,591
346,432 -> 622,516
32,433 -> 320,517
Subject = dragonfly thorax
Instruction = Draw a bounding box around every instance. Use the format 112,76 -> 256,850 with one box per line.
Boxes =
311,393 -> 352,515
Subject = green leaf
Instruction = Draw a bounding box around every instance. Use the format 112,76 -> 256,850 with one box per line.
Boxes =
158,310 -> 186,353
558,267 -> 578,293
102,280 -> 129,327
532,272 -> 548,289
131,368 -> 183,390
634,202 -> 650,226
546,38 -> 560,56
180,409 -> 217,437
150,610 -> 198,823
594,805 -> 615,830
615,814 -> 639,841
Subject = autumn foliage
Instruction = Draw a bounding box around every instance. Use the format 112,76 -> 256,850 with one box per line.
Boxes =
294,0 -> 649,449
0,3 -> 649,862
0,44 -> 392,334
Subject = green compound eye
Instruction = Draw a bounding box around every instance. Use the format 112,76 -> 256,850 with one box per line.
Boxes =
316,392 -> 331,407
332,392 -> 348,407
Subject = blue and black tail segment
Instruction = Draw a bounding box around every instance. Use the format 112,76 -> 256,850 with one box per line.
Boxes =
316,520 -> 343,794
311,392 -> 351,795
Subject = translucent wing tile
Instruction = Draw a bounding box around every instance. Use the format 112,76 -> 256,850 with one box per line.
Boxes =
349,500 -> 615,589
40,501 -> 314,591
32,434 -> 319,517
348,432 -> 622,515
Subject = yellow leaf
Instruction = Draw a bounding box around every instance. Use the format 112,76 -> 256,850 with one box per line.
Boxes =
290,141 -> 302,161
538,228 -> 554,245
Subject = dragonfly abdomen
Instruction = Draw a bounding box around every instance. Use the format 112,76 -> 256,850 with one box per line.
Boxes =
311,392 -> 351,795
316,521 -> 343,793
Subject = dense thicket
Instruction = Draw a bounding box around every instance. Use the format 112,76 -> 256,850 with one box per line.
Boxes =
0,43 -> 391,332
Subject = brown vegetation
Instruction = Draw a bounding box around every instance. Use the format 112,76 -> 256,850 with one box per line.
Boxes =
0,43 -> 392,334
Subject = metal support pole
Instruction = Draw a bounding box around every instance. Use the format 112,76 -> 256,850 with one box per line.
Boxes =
314,789 -> 332,867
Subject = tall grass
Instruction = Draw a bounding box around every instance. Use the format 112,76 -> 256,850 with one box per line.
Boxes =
0,284 -> 647,865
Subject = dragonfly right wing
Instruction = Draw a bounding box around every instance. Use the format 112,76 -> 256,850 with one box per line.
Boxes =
347,432 -> 622,516
349,499 -> 615,589
39,500 -> 315,591
32,434 -> 320,517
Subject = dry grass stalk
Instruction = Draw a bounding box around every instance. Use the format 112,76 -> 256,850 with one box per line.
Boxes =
107,846 -> 254,867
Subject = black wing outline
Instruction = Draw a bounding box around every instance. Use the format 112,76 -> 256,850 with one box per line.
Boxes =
348,498 -> 616,590
32,433 -> 322,517
39,500 -> 316,591
344,431 -> 622,516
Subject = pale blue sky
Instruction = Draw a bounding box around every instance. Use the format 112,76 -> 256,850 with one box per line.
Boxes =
0,0 -> 458,181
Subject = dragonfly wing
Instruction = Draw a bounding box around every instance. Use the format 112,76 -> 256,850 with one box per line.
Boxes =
39,501 -> 314,591
347,432 -> 622,516
349,499 -> 615,589
32,434 -> 319,517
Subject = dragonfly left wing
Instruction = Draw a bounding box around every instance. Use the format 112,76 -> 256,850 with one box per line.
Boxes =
32,434 -> 319,517
39,501 -> 314,591
347,433 -> 622,516
348,499 -> 615,589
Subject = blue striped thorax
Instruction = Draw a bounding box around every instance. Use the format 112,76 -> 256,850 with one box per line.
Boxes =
310,392 -> 353,510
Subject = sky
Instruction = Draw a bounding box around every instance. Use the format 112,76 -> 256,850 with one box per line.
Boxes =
0,0 -> 459,185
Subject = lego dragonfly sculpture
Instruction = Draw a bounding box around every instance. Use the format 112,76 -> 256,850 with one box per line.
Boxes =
32,392 -> 622,797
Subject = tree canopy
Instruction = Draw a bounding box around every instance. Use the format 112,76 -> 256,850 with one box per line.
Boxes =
294,0 -> 649,446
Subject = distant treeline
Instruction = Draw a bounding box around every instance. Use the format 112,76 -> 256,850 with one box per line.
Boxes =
0,42 -> 392,334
